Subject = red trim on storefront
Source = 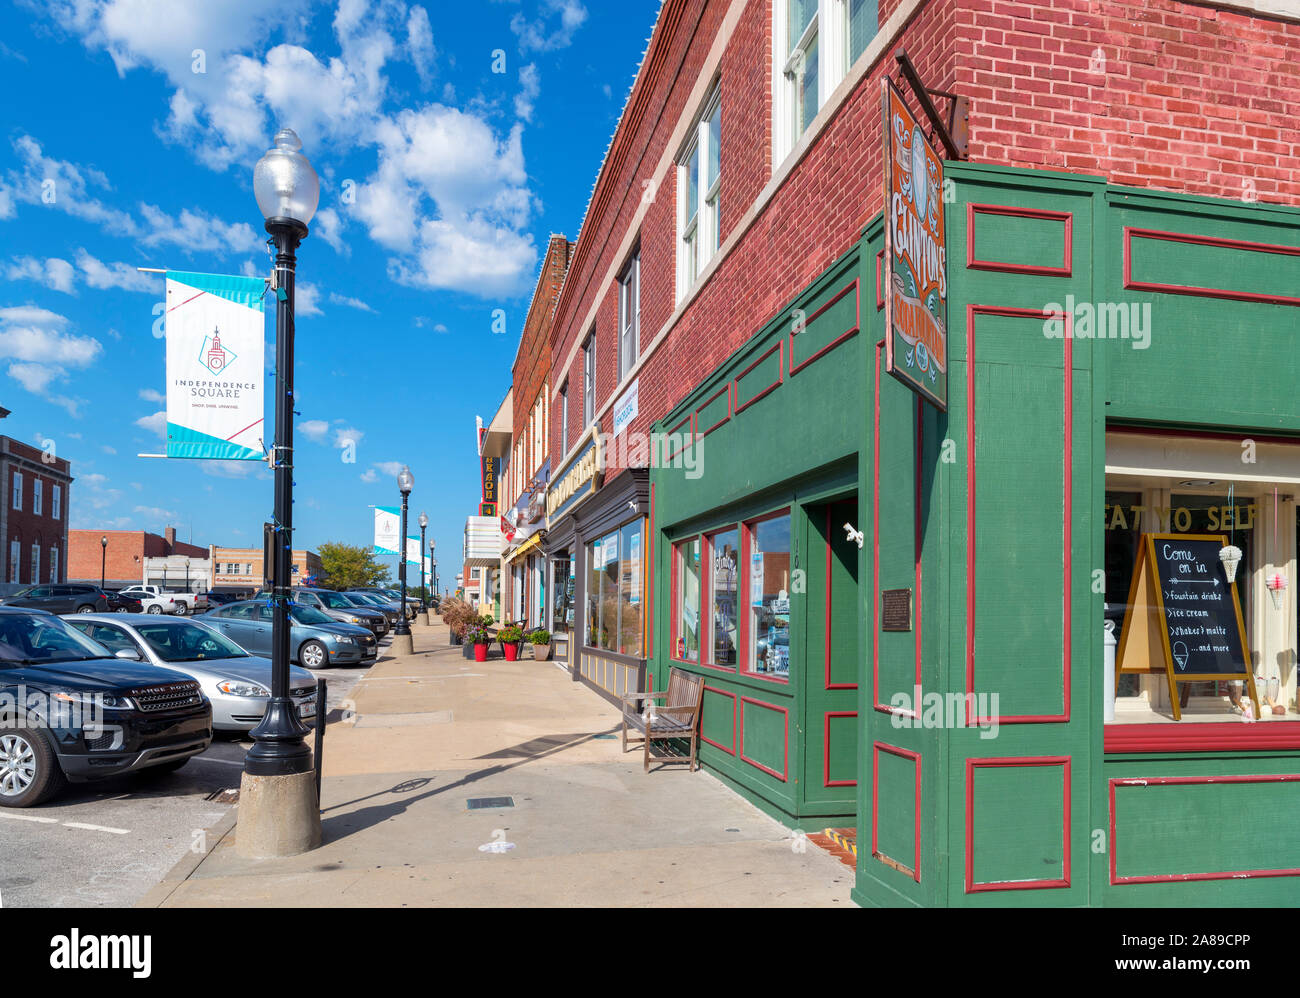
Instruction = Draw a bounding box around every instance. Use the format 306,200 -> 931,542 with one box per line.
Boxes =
824,711 -> 858,787
789,279 -> 860,375
733,339 -> 784,414
700,684 -> 737,755
965,756 -> 1071,892
1105,722 -> 1300,754
738,695 -> 789,781
664,412 -> 694,462
966,203 -> 1074,277
1123,226 -> 1300,307
646,483 -> 654,660
1109,774 -> 1300,884
875,250 -> 885,310
872,741 -> 921,882
739,508 -> 791,685
965,305 -> 1072,726
872,340 -> 916,718
696,381 -> 732,438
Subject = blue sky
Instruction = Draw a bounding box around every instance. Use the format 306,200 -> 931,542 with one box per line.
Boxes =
0,0 -> 660,585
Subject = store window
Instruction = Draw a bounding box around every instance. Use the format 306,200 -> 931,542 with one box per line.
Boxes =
586,520 -> 645,656
551,556 -> 573,635
674,537 -> 702,662
708,527 -> 740,667
745,512 -> 792,679
583,331 -> 595,427
1105,449 -> 1297,726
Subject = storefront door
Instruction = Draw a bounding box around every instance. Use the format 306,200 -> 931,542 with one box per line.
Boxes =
803,496 -> 861,810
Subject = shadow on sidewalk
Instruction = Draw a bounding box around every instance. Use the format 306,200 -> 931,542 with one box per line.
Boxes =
319,725 -> 621,844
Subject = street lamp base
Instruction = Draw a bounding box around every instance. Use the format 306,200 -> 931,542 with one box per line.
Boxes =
391,631 -> 414,656
236,770 -> 322,858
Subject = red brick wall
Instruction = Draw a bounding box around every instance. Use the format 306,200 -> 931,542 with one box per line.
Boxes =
548,0 -> 1300,486
3,438 -> 72,585
511,235 -> 571,493
68,530 -> 148,584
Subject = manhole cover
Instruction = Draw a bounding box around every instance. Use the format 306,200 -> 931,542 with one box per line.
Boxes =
466,796 -> 514,810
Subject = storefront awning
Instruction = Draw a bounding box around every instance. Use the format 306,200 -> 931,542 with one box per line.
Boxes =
508,531 -> 545,562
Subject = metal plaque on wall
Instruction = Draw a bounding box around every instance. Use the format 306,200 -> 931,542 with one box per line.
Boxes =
882,588 -> 913,632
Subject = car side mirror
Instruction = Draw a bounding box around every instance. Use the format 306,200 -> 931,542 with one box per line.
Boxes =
114,648 -> 142,661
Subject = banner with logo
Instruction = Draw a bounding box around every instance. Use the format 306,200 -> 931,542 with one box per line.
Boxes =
373,506 -> 401,555
164,271 -> 266,459
882,79 -> 948,411
406,536 -> 423,568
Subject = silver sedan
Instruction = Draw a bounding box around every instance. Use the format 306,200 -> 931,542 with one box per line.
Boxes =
63,613 -> 318,732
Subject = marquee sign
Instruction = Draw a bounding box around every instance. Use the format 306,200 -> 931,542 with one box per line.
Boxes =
546,427 -> 603,522
882,78 -> 948,411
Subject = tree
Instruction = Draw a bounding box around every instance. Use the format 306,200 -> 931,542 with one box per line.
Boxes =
317,542 -> 391,590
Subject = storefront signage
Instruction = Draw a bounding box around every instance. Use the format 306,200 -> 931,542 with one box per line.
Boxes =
373,506 -> 401,556
613,379 -> 639,437
882,78 -> 948,412
481,455 -> 501,507
1117,533 -> 1259,721
546,427 -> 603,522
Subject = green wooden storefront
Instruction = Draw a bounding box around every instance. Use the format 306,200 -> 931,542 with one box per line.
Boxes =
650,160 -> 1300,906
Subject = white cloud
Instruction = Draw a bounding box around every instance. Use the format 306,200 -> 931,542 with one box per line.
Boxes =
76,250 -> 161,292
511,0 -> 588,53
327,291 -> 374,312
516,64 -> 540,123
8,362 -> 59,393
134,504 -> 179,523
199,460 -> 262,479
138,387 -> 165,403
312,206 -> 347,255
407,5 -> 435,89
138,204 -> 259,254
335,426 -> 363,448
6,256 -> 76,294
135,410 -> 167,436
360,468 -> 377,483
0,306 -> 101,411
295,281 -> 323,316
101,444 -> 116,454
299,418 -> 329,441
373,460 -> 403,477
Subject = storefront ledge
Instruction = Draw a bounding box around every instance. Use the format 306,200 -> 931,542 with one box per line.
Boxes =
1104,722 -> 1300,754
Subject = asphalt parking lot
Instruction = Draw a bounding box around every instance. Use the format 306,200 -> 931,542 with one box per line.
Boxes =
0,655 -> 376,908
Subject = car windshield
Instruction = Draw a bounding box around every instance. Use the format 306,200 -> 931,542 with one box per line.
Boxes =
134,620 -> 247,662
347,593 -> 382,606
0,613 -> 115,666
317,592 -> 355,609
289,605 -> 334,626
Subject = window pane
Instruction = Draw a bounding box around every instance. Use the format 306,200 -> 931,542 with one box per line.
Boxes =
849,0 -> 874,63
676,538 -> 701,661
789,0 -> 817,54
599,531 -> 620,652
619,521 -> 643,656
709,529 -> 739,666
706,102 -> 720,189
686,149 -> 699,223
747,515 -> 792,676
799,31 -> 819,134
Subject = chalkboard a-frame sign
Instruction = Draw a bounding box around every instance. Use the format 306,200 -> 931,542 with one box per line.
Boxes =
1116,533 -> 1260,721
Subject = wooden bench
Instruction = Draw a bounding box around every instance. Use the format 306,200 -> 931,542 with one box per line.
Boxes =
620,668 -> 705,773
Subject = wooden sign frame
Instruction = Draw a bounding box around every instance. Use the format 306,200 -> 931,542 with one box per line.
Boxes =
1116,532 -> 1259,721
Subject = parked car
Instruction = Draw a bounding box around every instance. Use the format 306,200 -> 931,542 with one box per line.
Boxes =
258,588 -> 388,637
115,586 -> 209,616
64,614 -> 317,732
203,590 -> 244,606
199,600 -> 376,668
0,607 -> 213,807
0,584 -> 110,615
343,591 -> 401,625
102,590 -> 143,613
353,587 -> 420,619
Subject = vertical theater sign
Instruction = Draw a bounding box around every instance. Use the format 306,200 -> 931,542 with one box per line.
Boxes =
882,77 -> 948,411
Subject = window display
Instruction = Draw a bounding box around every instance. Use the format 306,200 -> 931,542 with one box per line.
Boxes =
709,528 -> 739,667
674,537 -> 701,662
746,513 -> 791,677
586,520 -> 645,656
551,557 -> 573,635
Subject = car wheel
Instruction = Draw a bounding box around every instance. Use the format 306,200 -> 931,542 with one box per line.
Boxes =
299,640 -> 328,670
0,724 -> 65,808
115,606 -> 128,613
75,604 -> 94,614
173,603 -> 188,616
146,604 -> 164,614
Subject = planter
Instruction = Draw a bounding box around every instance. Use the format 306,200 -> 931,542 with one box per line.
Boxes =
533,642 -> 553,661
503,642 -> 520,662
450,628 -> 463,645
473,642 -> 489,662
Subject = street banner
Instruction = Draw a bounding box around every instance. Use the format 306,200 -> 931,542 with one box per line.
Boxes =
406,536 -> 423,568
373,506 -> 401,555
164,270 -> 266,459
882,78 -> 948,411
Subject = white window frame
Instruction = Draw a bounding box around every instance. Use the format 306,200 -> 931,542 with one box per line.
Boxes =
8,539 -> 17,583
11,472 -> 21,512
30,543 -> 38,586
676,88 -> 721,300
49,545 -> 58,584
618,250 -> 640,378
773,0 -> 851,167
33,479 -> 42,516
559,381 -> 569,456
583,331 -> 596,427
52,484 -> 61,520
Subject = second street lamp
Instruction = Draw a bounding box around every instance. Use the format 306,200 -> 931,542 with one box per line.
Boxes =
392,466 -> 415,654
418,511 -> 429,623
100,535 -> 107,588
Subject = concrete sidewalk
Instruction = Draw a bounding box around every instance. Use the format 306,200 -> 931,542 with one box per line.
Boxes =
140,621 -> 853,907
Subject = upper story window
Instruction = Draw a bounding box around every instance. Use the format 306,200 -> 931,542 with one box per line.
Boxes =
11,472 -> 21,512
774,1 -> 876,165
677,88 -> 721,299
559,382 -> 569,456
52,485 -> 61,520
532,392 -> 545,471
583,330 -> 596,427
618,250 -> 640,379
33,480 -> 42,516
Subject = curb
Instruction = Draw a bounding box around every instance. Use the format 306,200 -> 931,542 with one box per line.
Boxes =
134,806 -> 239,908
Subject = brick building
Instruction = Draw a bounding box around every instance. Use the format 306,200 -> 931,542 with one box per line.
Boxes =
535,0 -> 1300,907
209,545 -> 322,591
1,436 -> 72,587
68,526 -> 206,589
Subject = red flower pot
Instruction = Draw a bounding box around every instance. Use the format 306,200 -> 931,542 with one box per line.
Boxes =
474,642 -> 488,662
503,642 -> 519,661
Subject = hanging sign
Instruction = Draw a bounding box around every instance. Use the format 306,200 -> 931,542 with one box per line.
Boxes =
1117,533 -> 1258,721
373,506 -> 401,555
164,271 -> 266,459
882,78 -> 948,411
406,536 -> 423,568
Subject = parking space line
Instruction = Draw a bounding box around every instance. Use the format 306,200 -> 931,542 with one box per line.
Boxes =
0,812 -> 59,824
62,822 -> 130,834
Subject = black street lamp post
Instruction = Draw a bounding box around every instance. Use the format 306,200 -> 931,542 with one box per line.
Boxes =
418,512 -> 428,610
394,466 -> 414,639
99,535 -> 107,588
244,128 -> 318,785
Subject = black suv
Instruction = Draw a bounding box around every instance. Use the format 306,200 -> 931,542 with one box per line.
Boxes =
0,584 -> 110,614
0,608 -> 213,807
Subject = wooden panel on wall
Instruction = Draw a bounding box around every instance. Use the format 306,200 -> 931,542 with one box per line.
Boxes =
965,757 -> 1071,892
701,684 -> 737,755
739,695 -> 789,781
1124,227 -> 1300,307
733,340 -> 784,413
967,204 -> 1073,277
874,742 -> 921,881
789,279 -> 860,374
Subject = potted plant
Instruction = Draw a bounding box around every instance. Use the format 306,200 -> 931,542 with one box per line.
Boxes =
530,628 -> 553,661
466,623 -> 492,662
499,624 -> 524,661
